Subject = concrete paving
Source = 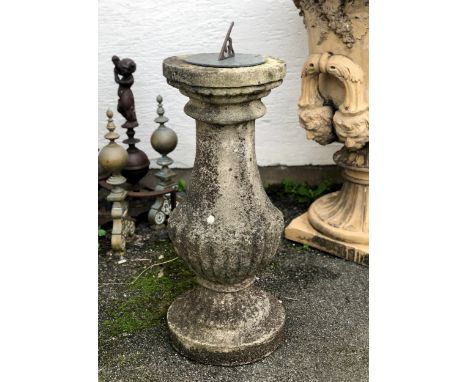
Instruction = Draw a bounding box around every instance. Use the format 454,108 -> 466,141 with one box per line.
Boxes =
99,235 -> 368,382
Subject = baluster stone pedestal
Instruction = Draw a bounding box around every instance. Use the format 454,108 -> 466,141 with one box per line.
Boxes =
163,56 -> 286,366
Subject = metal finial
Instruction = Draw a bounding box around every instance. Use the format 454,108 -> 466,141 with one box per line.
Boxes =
105,108 -> 119,142
150,95 -> 178,192
100,107 -> 134,259
218,22 -> 235,61
148,94 -> 178,227
154,95 -> 169,125
99,108 -> 128,187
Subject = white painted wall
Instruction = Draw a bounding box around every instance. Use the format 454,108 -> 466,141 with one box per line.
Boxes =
99,0 -> 339,168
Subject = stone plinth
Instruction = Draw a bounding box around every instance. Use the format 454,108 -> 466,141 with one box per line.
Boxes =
163,56 -> 286,365
286,0 -> 369,265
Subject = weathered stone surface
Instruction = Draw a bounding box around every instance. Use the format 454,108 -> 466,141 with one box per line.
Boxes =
163,56 -> 285,89
163,56 -> 287,365
167,286 -> 285,365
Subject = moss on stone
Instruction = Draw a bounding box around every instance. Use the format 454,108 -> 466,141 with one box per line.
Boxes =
101,249 -> 196,338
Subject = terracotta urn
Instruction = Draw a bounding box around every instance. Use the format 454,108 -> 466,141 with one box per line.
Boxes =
286,0 -> 369,265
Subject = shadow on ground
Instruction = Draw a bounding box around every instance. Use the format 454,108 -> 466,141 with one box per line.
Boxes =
98,197 -> 368,382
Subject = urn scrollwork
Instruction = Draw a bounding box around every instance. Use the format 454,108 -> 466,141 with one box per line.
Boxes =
299,52 -> 368,150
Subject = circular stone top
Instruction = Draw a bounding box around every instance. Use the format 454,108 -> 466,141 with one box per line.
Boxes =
184,53 -> 265,68
163,56 -> 286,88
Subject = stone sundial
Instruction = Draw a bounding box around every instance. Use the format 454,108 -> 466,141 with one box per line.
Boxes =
162,22 -> 287,366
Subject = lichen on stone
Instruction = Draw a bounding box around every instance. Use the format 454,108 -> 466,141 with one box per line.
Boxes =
295,0 -> 369,49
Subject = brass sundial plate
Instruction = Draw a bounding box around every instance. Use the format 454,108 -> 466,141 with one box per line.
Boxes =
184,53 -> 265,68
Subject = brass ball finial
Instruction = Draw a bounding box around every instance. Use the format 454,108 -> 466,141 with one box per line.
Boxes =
99,109 -> 129,179
151,95 -> 177,156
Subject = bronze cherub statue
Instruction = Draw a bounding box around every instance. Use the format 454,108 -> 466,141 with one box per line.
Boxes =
111,55 -> 149,184
112,55 -> 138,129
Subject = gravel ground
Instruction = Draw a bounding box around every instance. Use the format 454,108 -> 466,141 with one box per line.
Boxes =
98,196 -> 368,382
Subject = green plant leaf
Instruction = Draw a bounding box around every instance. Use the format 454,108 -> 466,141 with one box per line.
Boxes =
269,177 -> 334,205
177,178 -> 187,192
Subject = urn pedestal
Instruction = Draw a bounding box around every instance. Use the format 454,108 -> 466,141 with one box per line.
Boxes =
163,56 -> 287,365
286,145 -> 368,265
286,0 -> 369,266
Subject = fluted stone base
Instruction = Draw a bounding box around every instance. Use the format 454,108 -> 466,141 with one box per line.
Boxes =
167,284 -> 285,366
